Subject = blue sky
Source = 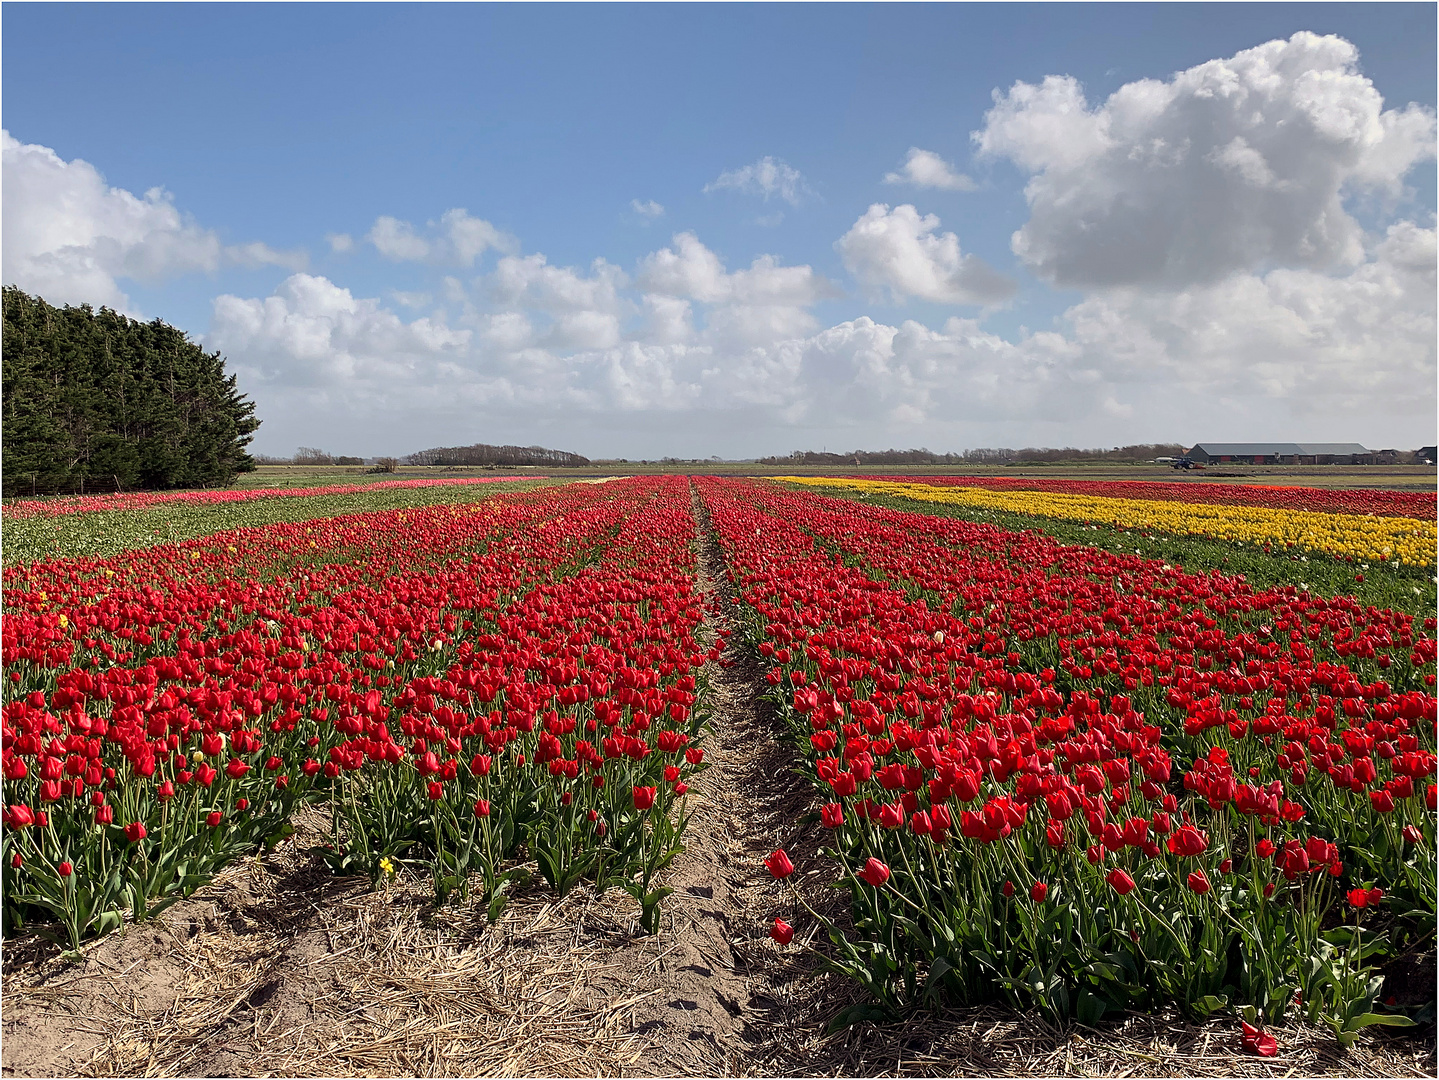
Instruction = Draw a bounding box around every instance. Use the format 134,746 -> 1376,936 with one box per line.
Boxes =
4,3 -> 1435,459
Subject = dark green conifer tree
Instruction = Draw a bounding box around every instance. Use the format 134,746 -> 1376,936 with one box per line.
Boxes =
2,287 -> 260,494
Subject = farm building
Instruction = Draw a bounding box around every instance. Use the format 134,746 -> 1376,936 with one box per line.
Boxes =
1186,442 -> 1374,465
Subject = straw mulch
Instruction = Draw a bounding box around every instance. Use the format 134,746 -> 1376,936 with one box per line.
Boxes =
0,492 -> 1433,1078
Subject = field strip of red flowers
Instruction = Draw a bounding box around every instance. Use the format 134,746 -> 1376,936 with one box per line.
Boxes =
2,475 -> 1435,1077
1,476 -> 537,521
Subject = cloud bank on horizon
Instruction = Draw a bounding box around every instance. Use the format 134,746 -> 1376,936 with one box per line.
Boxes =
2,31 -> 1434,457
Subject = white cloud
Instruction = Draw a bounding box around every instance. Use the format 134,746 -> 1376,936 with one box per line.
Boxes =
973,32 -> 1438,289
225,241 -> 309,272
367,216 -> 434,262
366,208 -> 512,267
491,253 -> 628,314
640,294 -> 695,345
836,204 -> 1016,305
1061,221 -> 1436,420
1,131 -> 311,313
2,131 -> 216,311
704,156 -> 811,205
883,148 -> 977,191
638,232 -> 838,307
211,274 -> 471,391
631,199 -> 665,219
326,233 -> 354,253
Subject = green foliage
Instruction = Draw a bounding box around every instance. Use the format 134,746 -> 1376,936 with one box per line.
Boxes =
2,286 -> 260,495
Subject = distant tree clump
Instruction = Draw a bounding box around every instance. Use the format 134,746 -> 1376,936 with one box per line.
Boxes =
759,448 -> 966,466
2,287 -> 260,495
957,444 -> 1189,465
406,443 -> 591,468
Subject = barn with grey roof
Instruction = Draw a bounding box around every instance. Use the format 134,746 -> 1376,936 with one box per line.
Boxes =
1186,443 -> 1374,465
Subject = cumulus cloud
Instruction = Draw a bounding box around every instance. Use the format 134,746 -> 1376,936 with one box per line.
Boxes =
836,204 -> 1016,305
366,208 -> 513,267
1061,221 -> 1436,419
704,156 -> 811,205
210,274 -> 471,390
883,147 -> 977,191
631,199 -> 665,219
973,32 -> 1438,289
0,131 -> 308,312
636,232 -> 840,345
491,253 -> 628,314
639,232 -> 838,307
326,233 -> 354,253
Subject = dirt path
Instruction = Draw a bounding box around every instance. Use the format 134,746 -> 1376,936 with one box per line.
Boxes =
2,487 -> 1434,1078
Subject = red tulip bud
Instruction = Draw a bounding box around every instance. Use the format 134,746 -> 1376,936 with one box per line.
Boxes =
765,849 -> 795,879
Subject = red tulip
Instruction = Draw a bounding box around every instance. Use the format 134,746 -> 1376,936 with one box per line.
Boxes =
4,805 -> 35,829
1348,887 -> 1384,908
125,821 -> 147,842
1030,881 -> 1048,903
1240,1021 -> 1277,1057
859,858 -> 890,887
57,861 -> 73,877
770,918 -> 794,945
765,849 -> 795,879
820,802 -> 845,828
1106,868 -> 1137,895
1166,824 -> 1207,857
632,786 -> 657,811
1186,870 -> 1211,894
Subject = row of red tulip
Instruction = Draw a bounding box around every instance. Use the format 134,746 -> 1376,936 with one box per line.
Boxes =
694,477 -> 1433,1036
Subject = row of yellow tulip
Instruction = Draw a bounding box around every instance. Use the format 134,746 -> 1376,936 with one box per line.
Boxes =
777,477 -> 1437,567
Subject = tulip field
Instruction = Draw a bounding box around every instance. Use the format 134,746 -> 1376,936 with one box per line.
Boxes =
3,473 -> 1436,1055
3,477 -> 713,951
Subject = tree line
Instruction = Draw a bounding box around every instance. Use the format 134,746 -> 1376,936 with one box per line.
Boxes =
759,445 -> 1189,466
405,443 -> 591,468
2,287 -> 260,495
